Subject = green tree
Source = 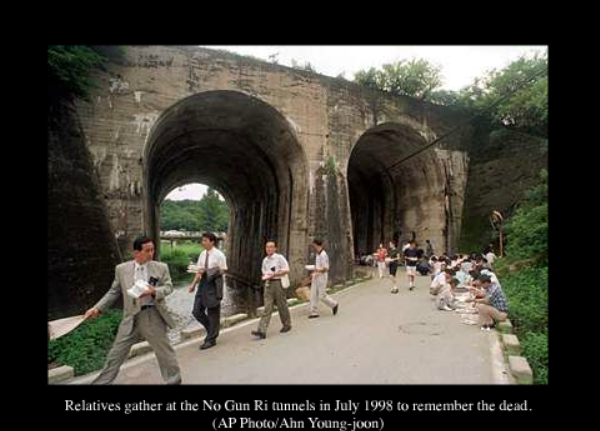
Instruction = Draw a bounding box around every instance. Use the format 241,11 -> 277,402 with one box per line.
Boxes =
354,59 -> 443,100
198,187 -> 229,232
160,190 -> 229,232
354,67 -> 384,91
455,51 -> 548,137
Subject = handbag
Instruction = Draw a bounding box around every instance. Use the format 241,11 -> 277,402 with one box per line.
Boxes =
281,274 -> 290,289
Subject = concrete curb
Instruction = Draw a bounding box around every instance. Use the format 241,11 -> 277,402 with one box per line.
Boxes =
496,319 -> 534,384
48,365 -> 74,384
508,355 -> 533,385
59,275 -> 371,384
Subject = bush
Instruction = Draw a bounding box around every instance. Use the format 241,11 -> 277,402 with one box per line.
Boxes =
497,264 -> 548,384
521,331 -> 548,385
48,309 -> 122,376
501,266 -> 548,334
160,241 -> 201,281
504,203 -> 548,264
161,248 -> 191,280
495,167 -> 547,384
504,168 -> 548,264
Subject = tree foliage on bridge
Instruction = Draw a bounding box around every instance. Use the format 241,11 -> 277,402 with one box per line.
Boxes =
354,50 -> 548,138
160,187 -> 229,232
355,58 -> 443,100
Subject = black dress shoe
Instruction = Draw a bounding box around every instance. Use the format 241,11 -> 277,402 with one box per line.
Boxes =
280,326 -> 292,333
308,314 -> 320,319
200,340 -> 216,350
251,330 -> 266,339
332,304 -> 339,316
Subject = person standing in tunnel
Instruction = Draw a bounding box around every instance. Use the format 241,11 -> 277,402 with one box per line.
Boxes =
404,240 -> 419,291
308,239 -> 339,319
387,241 -> 400,293
189,232 -> 227,350
251,240 -> 292,339
425,239 -> 434,258
85,236 -> 182,385
374,243 -> 387,279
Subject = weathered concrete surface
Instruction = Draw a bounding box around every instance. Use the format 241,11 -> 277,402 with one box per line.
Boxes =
497,319 -> 514,334
69,269 -> 501,384
48,104 -> 121,319
73,46 -> 473,293
48,365 -> 74,384
502,333 -> 521,355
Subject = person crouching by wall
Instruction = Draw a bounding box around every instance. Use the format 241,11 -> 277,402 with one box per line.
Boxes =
436,277 -> 460,311
474,274 -> 509,331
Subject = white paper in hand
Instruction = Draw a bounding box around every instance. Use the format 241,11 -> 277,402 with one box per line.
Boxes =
187,264 -> 201,274
127,279 -> 150,299
48,315 -> 86,340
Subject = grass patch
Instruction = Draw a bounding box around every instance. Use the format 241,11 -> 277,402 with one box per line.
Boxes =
48,309 -> 123,376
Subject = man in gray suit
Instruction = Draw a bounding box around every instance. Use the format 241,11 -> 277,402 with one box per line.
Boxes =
85,235 -> 182,385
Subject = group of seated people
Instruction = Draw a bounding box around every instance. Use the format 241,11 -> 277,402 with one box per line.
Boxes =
428,253 -> 509,331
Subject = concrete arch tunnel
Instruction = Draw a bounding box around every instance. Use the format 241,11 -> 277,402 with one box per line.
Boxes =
142,90 -> 309,289
347,122 -> 450,257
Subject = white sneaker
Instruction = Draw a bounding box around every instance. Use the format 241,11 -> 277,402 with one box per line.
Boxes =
442,305 -> 453,311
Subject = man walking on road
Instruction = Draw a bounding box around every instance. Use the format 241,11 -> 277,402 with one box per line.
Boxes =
85,236 -> 182,385
251,240 -> 292,339
308,239 -> 339,319
189,232 -> 227,350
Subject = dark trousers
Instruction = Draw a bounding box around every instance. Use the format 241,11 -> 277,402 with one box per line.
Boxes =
192,295 -> 220,343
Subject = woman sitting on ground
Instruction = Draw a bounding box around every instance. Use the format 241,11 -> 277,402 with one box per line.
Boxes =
436,277 -> 459,311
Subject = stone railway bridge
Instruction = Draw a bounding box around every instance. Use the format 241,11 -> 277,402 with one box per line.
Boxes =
74,45 -> 473,291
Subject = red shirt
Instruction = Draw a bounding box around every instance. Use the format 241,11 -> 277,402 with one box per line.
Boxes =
376,248 -> 387,261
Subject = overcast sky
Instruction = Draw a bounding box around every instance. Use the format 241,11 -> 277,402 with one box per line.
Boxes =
166,45 -> 547,201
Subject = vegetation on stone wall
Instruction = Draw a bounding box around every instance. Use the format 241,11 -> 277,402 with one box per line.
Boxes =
48,45 -> 107,101
48,45 -> 125,128
48,46 -> 127,105
495,169 -> 548,384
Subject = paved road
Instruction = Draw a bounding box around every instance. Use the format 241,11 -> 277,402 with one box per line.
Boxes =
73,268 -> 508,384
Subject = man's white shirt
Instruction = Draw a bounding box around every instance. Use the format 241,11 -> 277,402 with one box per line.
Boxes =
262,253 -> 290,279
197,247 -> 228,271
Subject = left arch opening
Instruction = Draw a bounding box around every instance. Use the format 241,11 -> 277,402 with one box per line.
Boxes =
143,90 -> 309,296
